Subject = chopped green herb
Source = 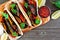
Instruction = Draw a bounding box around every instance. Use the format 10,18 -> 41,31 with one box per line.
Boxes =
11,9 -> 17,14
2,12 -> 8,19
10,3 -> 16,8
12,32 -> 18,37
24,2 -> 28,8
35,19 -> 40,25
20,23 -> 26,29
27,11 -> 31,16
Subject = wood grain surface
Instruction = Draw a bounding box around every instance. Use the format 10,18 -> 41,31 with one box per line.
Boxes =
0,0 -> 60,40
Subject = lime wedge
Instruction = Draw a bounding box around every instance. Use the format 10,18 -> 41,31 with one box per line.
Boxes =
1,33 -> 8,40
51,10 -> 60,19
38,0 -> 46,8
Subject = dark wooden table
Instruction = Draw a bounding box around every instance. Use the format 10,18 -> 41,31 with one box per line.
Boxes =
0,0 -> 60,40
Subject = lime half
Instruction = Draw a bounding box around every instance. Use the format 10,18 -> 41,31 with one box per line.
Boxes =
1,33 -> 8,40
38,0 -> 46,8
51,10 -> 60,19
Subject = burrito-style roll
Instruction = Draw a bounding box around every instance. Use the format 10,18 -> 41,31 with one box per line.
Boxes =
4,1 -> 33,32
0,10 -> 23,39
18,0 -> 42,27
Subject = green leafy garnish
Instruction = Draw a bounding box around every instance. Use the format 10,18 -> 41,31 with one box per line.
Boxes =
51,0 -> 60,8
35,19 -> 40,25
12,32 -> 18,37
11,9 -> 17,14
27,11 -> 31,16
20,23 -> 26,29
24,2 -> 28,8
2,12 -> 8,19
10,3 -> 16,8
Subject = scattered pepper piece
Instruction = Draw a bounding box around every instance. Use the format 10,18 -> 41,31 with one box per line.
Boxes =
27,11 -> 31,16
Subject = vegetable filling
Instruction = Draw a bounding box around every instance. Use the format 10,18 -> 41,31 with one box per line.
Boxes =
21,0 -> 40,25
10,2 -> 29,29
2,11 -> 21,37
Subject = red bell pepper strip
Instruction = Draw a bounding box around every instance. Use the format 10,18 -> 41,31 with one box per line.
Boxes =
19,14 -> 25,22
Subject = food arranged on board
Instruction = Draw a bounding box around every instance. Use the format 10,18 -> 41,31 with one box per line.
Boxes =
0,0 -> 60,40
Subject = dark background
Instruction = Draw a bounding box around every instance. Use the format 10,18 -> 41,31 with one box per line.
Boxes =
0,0 -> 60,40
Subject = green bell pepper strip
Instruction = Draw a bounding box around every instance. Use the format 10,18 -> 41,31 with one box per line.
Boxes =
51,0 -> 60,8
